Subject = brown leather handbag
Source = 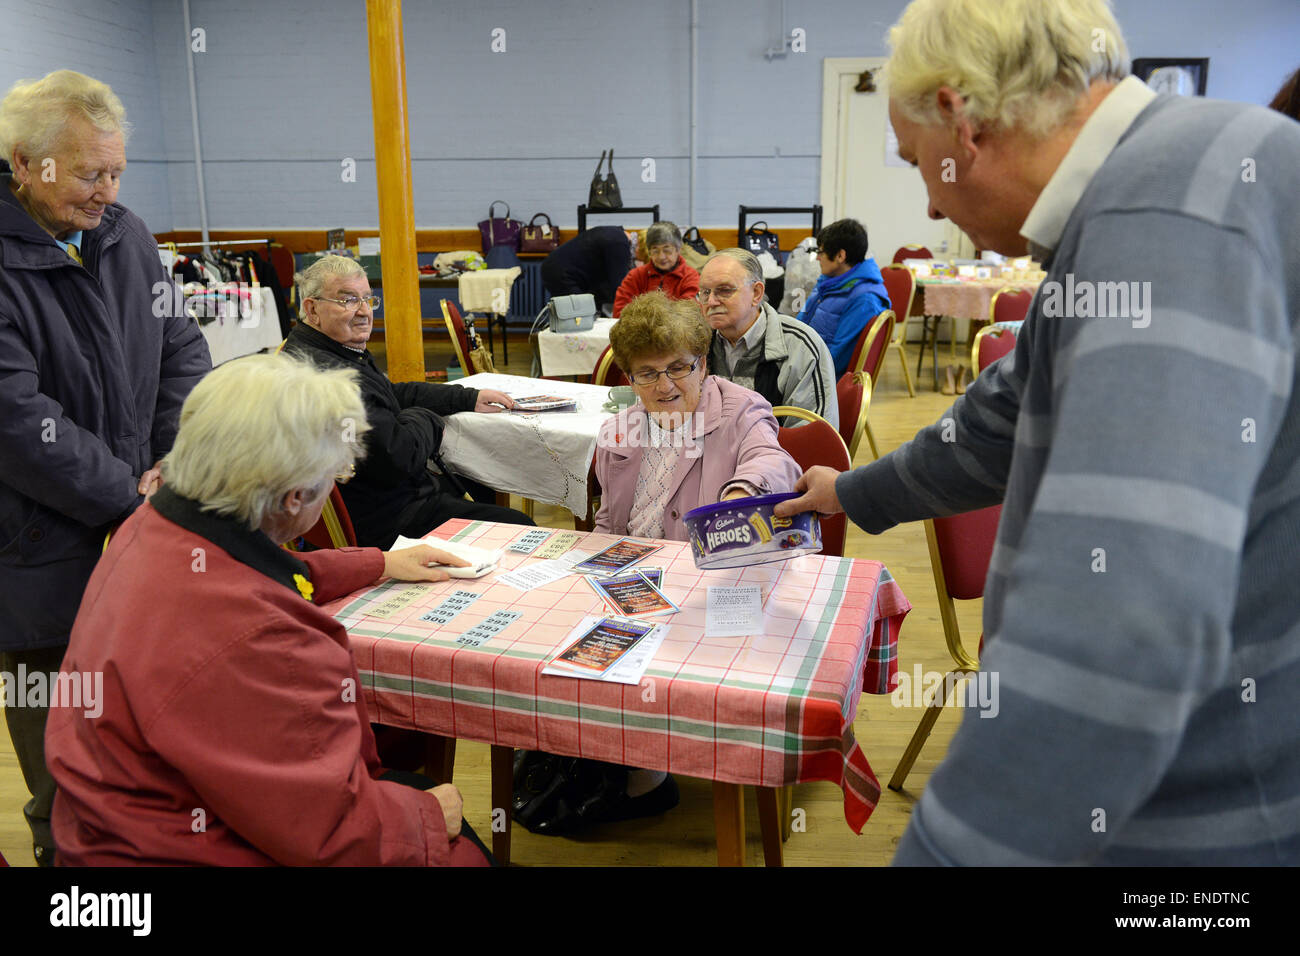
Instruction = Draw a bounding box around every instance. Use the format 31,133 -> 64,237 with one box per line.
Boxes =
520,213 -> 562,253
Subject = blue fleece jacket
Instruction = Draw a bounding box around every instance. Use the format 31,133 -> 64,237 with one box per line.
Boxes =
796,257 -> 890,377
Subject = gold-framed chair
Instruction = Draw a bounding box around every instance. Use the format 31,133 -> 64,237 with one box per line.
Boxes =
970,324 -> 1018,377
888,505 -> 1001,792
591,344 -> 629,388
835,371 -> 874,461
880,265 -> 917,398
845,311 -> 892,457
769,406 -> 851,558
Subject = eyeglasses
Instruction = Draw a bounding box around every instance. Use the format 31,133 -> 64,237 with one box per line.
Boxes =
333,463 -> 356,484
314,294 -> 381,312
629,356 -> 702,387
695,282 -> 752,303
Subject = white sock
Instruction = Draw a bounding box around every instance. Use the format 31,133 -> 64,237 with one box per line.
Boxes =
626,769 -> 667,798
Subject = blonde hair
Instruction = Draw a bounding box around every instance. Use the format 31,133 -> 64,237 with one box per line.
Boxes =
161,353 -> 371,530
0,69 -> 131,162
295,254 -> 366,315
610,290 -> 711,373
887,0 -> 1129,140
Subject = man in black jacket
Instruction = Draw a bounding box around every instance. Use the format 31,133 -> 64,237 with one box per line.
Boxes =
285,255 -> 532,548
540,225 -> 634,316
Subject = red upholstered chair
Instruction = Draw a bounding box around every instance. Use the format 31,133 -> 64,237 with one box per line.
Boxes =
835,371 -> 874,460
770,407 -> 851,558
0,849 -> 7,866
971,324 -> 1018,376
440,299 -> 496,374
989,286 -> 1033,326
880,265 -> 917,397
892,244 -> 933,264
591,344 -> 629,387
299,484 -> 357,550
888,504 -> 1002,791
844,311 -> 893,458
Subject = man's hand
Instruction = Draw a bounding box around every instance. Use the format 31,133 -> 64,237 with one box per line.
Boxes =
427,783 -> 464,840
139,460 -> 164,499
381,545 -> 472,583
474,389 -> 514,413
774,466 -> 844,517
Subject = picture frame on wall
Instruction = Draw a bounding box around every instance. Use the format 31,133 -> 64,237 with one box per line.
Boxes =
1131,57 -> 1209,97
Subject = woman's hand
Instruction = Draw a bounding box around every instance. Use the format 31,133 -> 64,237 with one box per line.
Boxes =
720,487 -> 750,501
427,783 -> 464,840
474,389 -> 514,413
381,545 -> 471,583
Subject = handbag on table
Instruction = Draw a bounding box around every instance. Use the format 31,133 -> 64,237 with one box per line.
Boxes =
477,200 -> 523,254
743,220 -> 781,259
520,213 -> 562,253
588,149 -> 623,210
544,293 -> 597,333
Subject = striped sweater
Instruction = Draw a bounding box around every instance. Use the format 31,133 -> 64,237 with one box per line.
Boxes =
838,86 -> 1300,864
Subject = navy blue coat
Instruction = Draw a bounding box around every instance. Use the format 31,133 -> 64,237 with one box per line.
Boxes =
0,171 -> 212,651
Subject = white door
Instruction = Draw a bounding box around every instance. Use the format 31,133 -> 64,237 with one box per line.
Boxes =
819,57 -> 974,269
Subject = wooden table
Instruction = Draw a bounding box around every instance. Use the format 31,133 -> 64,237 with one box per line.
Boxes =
323,519 -> 912,866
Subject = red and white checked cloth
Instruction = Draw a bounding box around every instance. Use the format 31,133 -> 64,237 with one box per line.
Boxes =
323,520 -> 911,832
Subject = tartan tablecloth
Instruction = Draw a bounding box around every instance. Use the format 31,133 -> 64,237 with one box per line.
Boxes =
323,519 -> 911,832
920,277 -> 1040,321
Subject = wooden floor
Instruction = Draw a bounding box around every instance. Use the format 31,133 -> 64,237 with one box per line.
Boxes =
0,330 -> 981,867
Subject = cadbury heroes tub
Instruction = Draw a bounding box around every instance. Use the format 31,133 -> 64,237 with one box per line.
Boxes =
684,492 -> 822,569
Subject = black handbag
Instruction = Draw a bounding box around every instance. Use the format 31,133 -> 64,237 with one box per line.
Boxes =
743,220 -> 781,258
588,149 -> 623,210
681,226 -> 709,256
512,750 -> 630,836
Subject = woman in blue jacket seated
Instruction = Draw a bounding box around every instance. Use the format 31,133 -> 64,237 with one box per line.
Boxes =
795,218 -> 891,378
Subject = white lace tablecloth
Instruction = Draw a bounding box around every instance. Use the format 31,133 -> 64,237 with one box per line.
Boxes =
536,318 -> 617,377
439,373 -> 615,515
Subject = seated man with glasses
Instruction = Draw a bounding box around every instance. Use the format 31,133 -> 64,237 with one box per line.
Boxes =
699,248 -> 838,429
285,255 -> 532,549
512,290 -> 800,836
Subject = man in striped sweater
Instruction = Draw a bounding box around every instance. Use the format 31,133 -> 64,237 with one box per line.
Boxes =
779,0 -> 1300,864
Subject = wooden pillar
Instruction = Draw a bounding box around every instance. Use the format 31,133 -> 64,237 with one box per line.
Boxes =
365,0 -> 423,383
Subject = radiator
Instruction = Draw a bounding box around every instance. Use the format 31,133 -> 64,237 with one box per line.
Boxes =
508,261 -> 547,329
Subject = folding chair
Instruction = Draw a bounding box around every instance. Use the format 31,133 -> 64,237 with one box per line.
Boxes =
888,504 -> 1002,791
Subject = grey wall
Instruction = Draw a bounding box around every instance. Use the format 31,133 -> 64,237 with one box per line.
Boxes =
7,0 -> 1299,233
0,0 -> 172,228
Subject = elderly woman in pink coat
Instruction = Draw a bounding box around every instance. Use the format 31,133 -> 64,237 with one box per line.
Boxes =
513,291 -> 800,836
594,290 -> 801,537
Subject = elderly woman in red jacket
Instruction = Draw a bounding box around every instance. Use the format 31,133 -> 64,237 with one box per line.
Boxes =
612,221 -> 700,317
45,354 -> 492,866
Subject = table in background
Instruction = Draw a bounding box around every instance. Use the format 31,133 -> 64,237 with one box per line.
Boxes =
915,277 -> 1041,389
536,318 -> 616,377
323,518 -> 911,866
439,373 -> 613,519
197,287 -> 282,365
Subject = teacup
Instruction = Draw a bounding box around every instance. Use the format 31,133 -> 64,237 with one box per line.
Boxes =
608,385 -> 637,409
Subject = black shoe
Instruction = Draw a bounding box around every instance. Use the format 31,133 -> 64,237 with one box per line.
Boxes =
33,844 -> 56,867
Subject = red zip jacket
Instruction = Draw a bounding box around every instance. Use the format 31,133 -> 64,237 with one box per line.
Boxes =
612,257 -> 700,317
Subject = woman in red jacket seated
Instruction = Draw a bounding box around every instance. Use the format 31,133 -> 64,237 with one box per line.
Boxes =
612,221 -> 700,317
45,354 -> 493,866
